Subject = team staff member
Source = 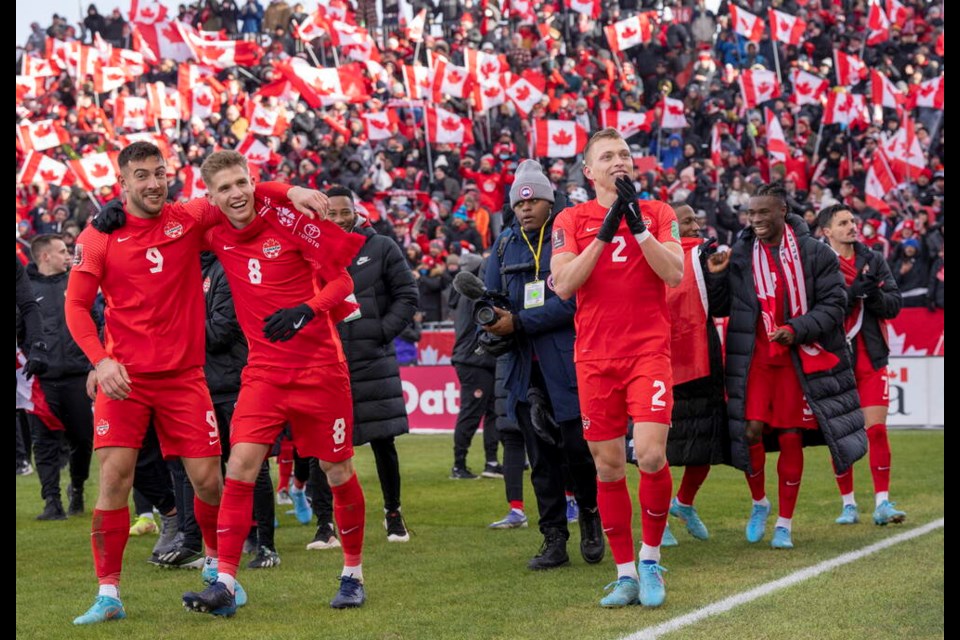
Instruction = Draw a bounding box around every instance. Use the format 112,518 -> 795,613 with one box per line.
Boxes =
551,128 -> 684,609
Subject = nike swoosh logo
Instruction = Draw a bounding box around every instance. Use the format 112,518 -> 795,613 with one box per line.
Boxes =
117,236 -> 132,243
645,511 -> 667,518
877,466 -> 891,471
356,256 -> 370,265
785,480 -> 801,486
293,316 -> 306,329
35,296 -> 44,302
217,528 -> 230,534
341,526 -> 359,535
209,439 -> 220,446
586,226 -> 600,233
602,527 -> 615,533
223,245 -> 235,250
333,445 -> 346,453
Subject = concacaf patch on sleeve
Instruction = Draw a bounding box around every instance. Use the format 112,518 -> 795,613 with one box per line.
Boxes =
552,228 -> 565,249
671,220 -> 681,242
73,243 -> 84,267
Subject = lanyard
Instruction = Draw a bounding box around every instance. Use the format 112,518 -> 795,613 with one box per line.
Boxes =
519,223 -> 547,282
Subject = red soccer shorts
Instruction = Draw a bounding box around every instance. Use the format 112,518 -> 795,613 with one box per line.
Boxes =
745,359 -> 818,429
576,354 -> 674,441
231,362 -> 355,463
854,348 -> 889,408
93,366 -> 220,459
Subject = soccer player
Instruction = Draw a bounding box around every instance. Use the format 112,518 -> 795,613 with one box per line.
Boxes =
707,183 -> 865,550
550,128 -> 684,608
180,151 -> 368,615
818,204 -> 906,526
64,142 -> 326,624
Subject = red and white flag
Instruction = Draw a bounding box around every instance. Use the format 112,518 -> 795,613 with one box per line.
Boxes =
566,0 -> 601,19
237,135 -> 273,165
362,110 -> 399,141
94,66 -> 127,93
790,69 -> 829,106
711,123 -> 723,167
328,20 -> 379,62
115,96 -> 149,130
248,102 -> 290,137
70,152 -> 120,191
604,13 -> 654,53
293,10 -> 328,42
865,151 -> 897,213
867,1 -> 890,46
504,74 -> 544,117
425,106 -> 474,145
531,120 -> 589,158
407,8 -> 426,42
119,132 -> 172,157
180,26 -> 261,69
189,83 -> 221,121
834,50 -> 867,87
769,8 -> 806,46
18,119 -> 70,152
464,48 -> 508,85
729,4 -> 765,42
432,58 -> 473,101
660,97 -> 689,129
129,0 -> 168,24
823,90 -> 868,126
914,76 -> 944,110
508,0 -> 536,21
180,165 -> 207,199
602,110 -> 656,138
277,59 -> 367,108
21,55 -> 58,78
884,117 -> 926,179
146,81 -> 182,123
135,20 -> 193,62
871,70 -> 903,110
739,68 -> 781,109
403,65 -> 432,100
474,80 -> 506,112
317,0 -> 351,24
111,48 -> 146,80
16,76 -> 44,101
16,349 -> 65,431
765,108 -> 789,164
886,0 -> 910,24
17,151 -> 70,186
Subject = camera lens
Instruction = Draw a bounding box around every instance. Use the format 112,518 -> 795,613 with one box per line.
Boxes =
475,305 -> 497,326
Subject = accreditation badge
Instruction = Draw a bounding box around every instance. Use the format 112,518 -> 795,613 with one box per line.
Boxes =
524,280 -> 545,309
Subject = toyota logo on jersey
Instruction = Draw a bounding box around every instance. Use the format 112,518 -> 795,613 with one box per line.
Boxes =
304,223 -> 321,239
263,238 -> 282,259
164,221 -> 184,238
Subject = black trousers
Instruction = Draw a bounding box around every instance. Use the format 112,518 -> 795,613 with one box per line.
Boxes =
311,436 -> 403,522
27,374 -> 93,503
16,410 -> 31,468
501,428 -> 526,504
132,426 -> 176,515
453,364 -> 498,467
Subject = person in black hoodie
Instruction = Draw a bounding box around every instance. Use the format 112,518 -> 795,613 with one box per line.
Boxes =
26,235 -> 95,520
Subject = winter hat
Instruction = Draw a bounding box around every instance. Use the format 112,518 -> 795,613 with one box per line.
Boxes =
509,160 -> 556,208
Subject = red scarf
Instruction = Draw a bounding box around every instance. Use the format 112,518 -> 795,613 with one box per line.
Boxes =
837,253 -> 864,340
667,237 -> 711,385
753,224 -> 840,374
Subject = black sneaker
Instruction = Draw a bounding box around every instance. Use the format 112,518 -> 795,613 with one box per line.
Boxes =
527,528 -> 570,570
450,466 -> 479,480
330,575 -> 366,609
384,510 -> 410,542
67,484 -> 85,516
306,522 -> 341,550
578,507 -> 606,564
37,498 -> 67,521
481,462 -> 504,479
247,546 -> 281,569
183,581 -> 237,616
150,542 -> 204,568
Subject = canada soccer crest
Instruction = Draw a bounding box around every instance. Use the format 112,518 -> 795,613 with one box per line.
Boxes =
262,238 -> 282,259
202,276 -> 211,293
96,419 -> 110,436
277,206 -> 296,227
164,221 -> 184,238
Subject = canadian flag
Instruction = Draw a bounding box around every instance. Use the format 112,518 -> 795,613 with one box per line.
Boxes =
135,21 -> 193,63
18,119 -> 70,152
328,20 -> 380,62
16,349 -> 65,432
474,80 -> 506,112
834,50 -> 867,87
566,0 -> 601,19
739,68 -> 781,109
129,0 -> 168,24
277,59 -> 367,108
823,90 -> 869,126
769,9 -> 806,46
532,120 -> 588,159
45,38 -> 77,73
407,8 -> 427,43
871,70 -> 903,110
425,106 -> 474,145
509,0 -> 536,21
867,1 -> 890,46
711,123 -> 723,167
111,48 -> 146,81
248,102 -> 290,137
884,117 -> 926,179
505,74 -> 544,117
180,165 -> 207,200
403,65 -> 432,100
465,48 -> 508,85
729,4 -> 765,42
94,66 -> 127,93
74,44 -> 103,80
177,63 -> 219,96
865,151 -> 897,213
146,81 -> 182,124
189,84 -> 221,121
914,76 -> 944,110
293,10 -> 328,42
16,76 -> 44,101
115,96 -> 149,130
660,97 -> 689,129
237,135 -> 273,165
70,152 -> 120,191
119,132 -> 172,157
432,58 -> 473,101
362,110 -> 399,141
21,55 -> 58,78
17,151 -> 70,187
886,0 -> 910,25
790,69 -> 829,106
180,26 -> 261,69
604,13 -> 654,54
765,108 -> 789,164
317,0 -> 350,24
602,110 -> 656,138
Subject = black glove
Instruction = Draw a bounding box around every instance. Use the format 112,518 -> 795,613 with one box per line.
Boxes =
23,342 -> 49,379
848,272 -> 879,300
91,198 -> 126,234
615,176 -> 647,236
263,304 -> 315,342
596,196 -> 624,243
528,387 -> 560,446
698,237 -> 718,268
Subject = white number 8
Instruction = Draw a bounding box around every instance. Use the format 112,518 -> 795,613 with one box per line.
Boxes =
332,418 -> 346,445
248,258 -> 262,284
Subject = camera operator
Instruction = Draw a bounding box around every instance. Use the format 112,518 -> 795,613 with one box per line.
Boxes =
481,160 -> 604,570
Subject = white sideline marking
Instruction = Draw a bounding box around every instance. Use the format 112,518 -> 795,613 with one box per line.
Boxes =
619,518 -> 944,640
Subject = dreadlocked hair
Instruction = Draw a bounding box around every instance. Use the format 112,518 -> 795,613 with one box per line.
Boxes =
754,181 -> 789,205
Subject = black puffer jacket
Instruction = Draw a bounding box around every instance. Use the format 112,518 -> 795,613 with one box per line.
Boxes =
201,253 -> 247,401
26,264 -> 94,378
845,242 -> 902,370
709,215 -> 866,474
337,226 -> 419,445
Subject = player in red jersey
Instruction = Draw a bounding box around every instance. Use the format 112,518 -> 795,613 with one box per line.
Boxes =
818,205 -> 906,526
65,142 -> 327,625
180,151 -> 369,615
550,128 -> 684,608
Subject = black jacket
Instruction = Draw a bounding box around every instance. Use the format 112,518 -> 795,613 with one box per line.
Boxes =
16,259 -> 42,351
709,215 -> 866,473
450,261 -> 496,370
845,242 -> 902,370
26,264 -> 94,378
201,253 -> 247,401
337,226 -> 419,445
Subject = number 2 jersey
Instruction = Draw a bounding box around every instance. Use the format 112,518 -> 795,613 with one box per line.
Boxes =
551,198 -> 680,362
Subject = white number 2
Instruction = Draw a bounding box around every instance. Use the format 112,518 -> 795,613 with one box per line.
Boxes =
651,380 -> 667,408
248,258 -> 262,284
611,236 -> 628,263
146,247 -> 164,273
332,418 -> 346,445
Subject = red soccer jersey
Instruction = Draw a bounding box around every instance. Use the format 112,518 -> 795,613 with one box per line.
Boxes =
72,200 -> 220,374
206,214 -> 347,368
552,198 -> 680,362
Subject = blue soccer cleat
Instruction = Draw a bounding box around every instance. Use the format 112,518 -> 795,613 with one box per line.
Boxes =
566,498 -> 579,523
745,503 -> 771,543
835,504 -> 860,525
873,500 -> 906,526
660,523 -> 679,547
770,526 -> 794,549
183,581 -> 237,617
599,576 -> 640,608
638,562 -> 668,607
670,498 -> 709,540
330,575 -> 366,609
489,510 -> 528,529
200,562 -> 247,607
289,485 -> 313,525
73,595 -> 126,625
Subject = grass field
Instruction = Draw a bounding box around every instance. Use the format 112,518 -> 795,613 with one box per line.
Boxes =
16,430 -> 943,640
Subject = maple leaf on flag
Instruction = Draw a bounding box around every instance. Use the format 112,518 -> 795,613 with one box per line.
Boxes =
142,7 -> 155,17
441,117 -> 460,132
667,104 -> 684,116
35,124 -> 52,137
837,98 -> 851,112
757,82 -> 771,95
194,176 -> 205,189
341,44 -> 365,56
161,23 -> 179,41
621,26 -> 637,39
40,169 -> 59,182
418,77 -> 430,88
248,152 -> 266,162
484,85 -> 500,97
91,163 -> 110,178
919,85 -> 935,98
780,21 -> 790,32
480,62 -> 497,79
447,70 -> 463,84
195,93 -> 212,106
165,95 -> 178,107
514,85 -> 530,101
254,116 -> 271,128
198,45 -> 225,60
131,108 -> 146,117
107,72 -> 123,82
552,129 -> 573,145
311,79 -> 333,95
796,82 -> 812,95
370,119 -> 387,129
740,18 -> 750,30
